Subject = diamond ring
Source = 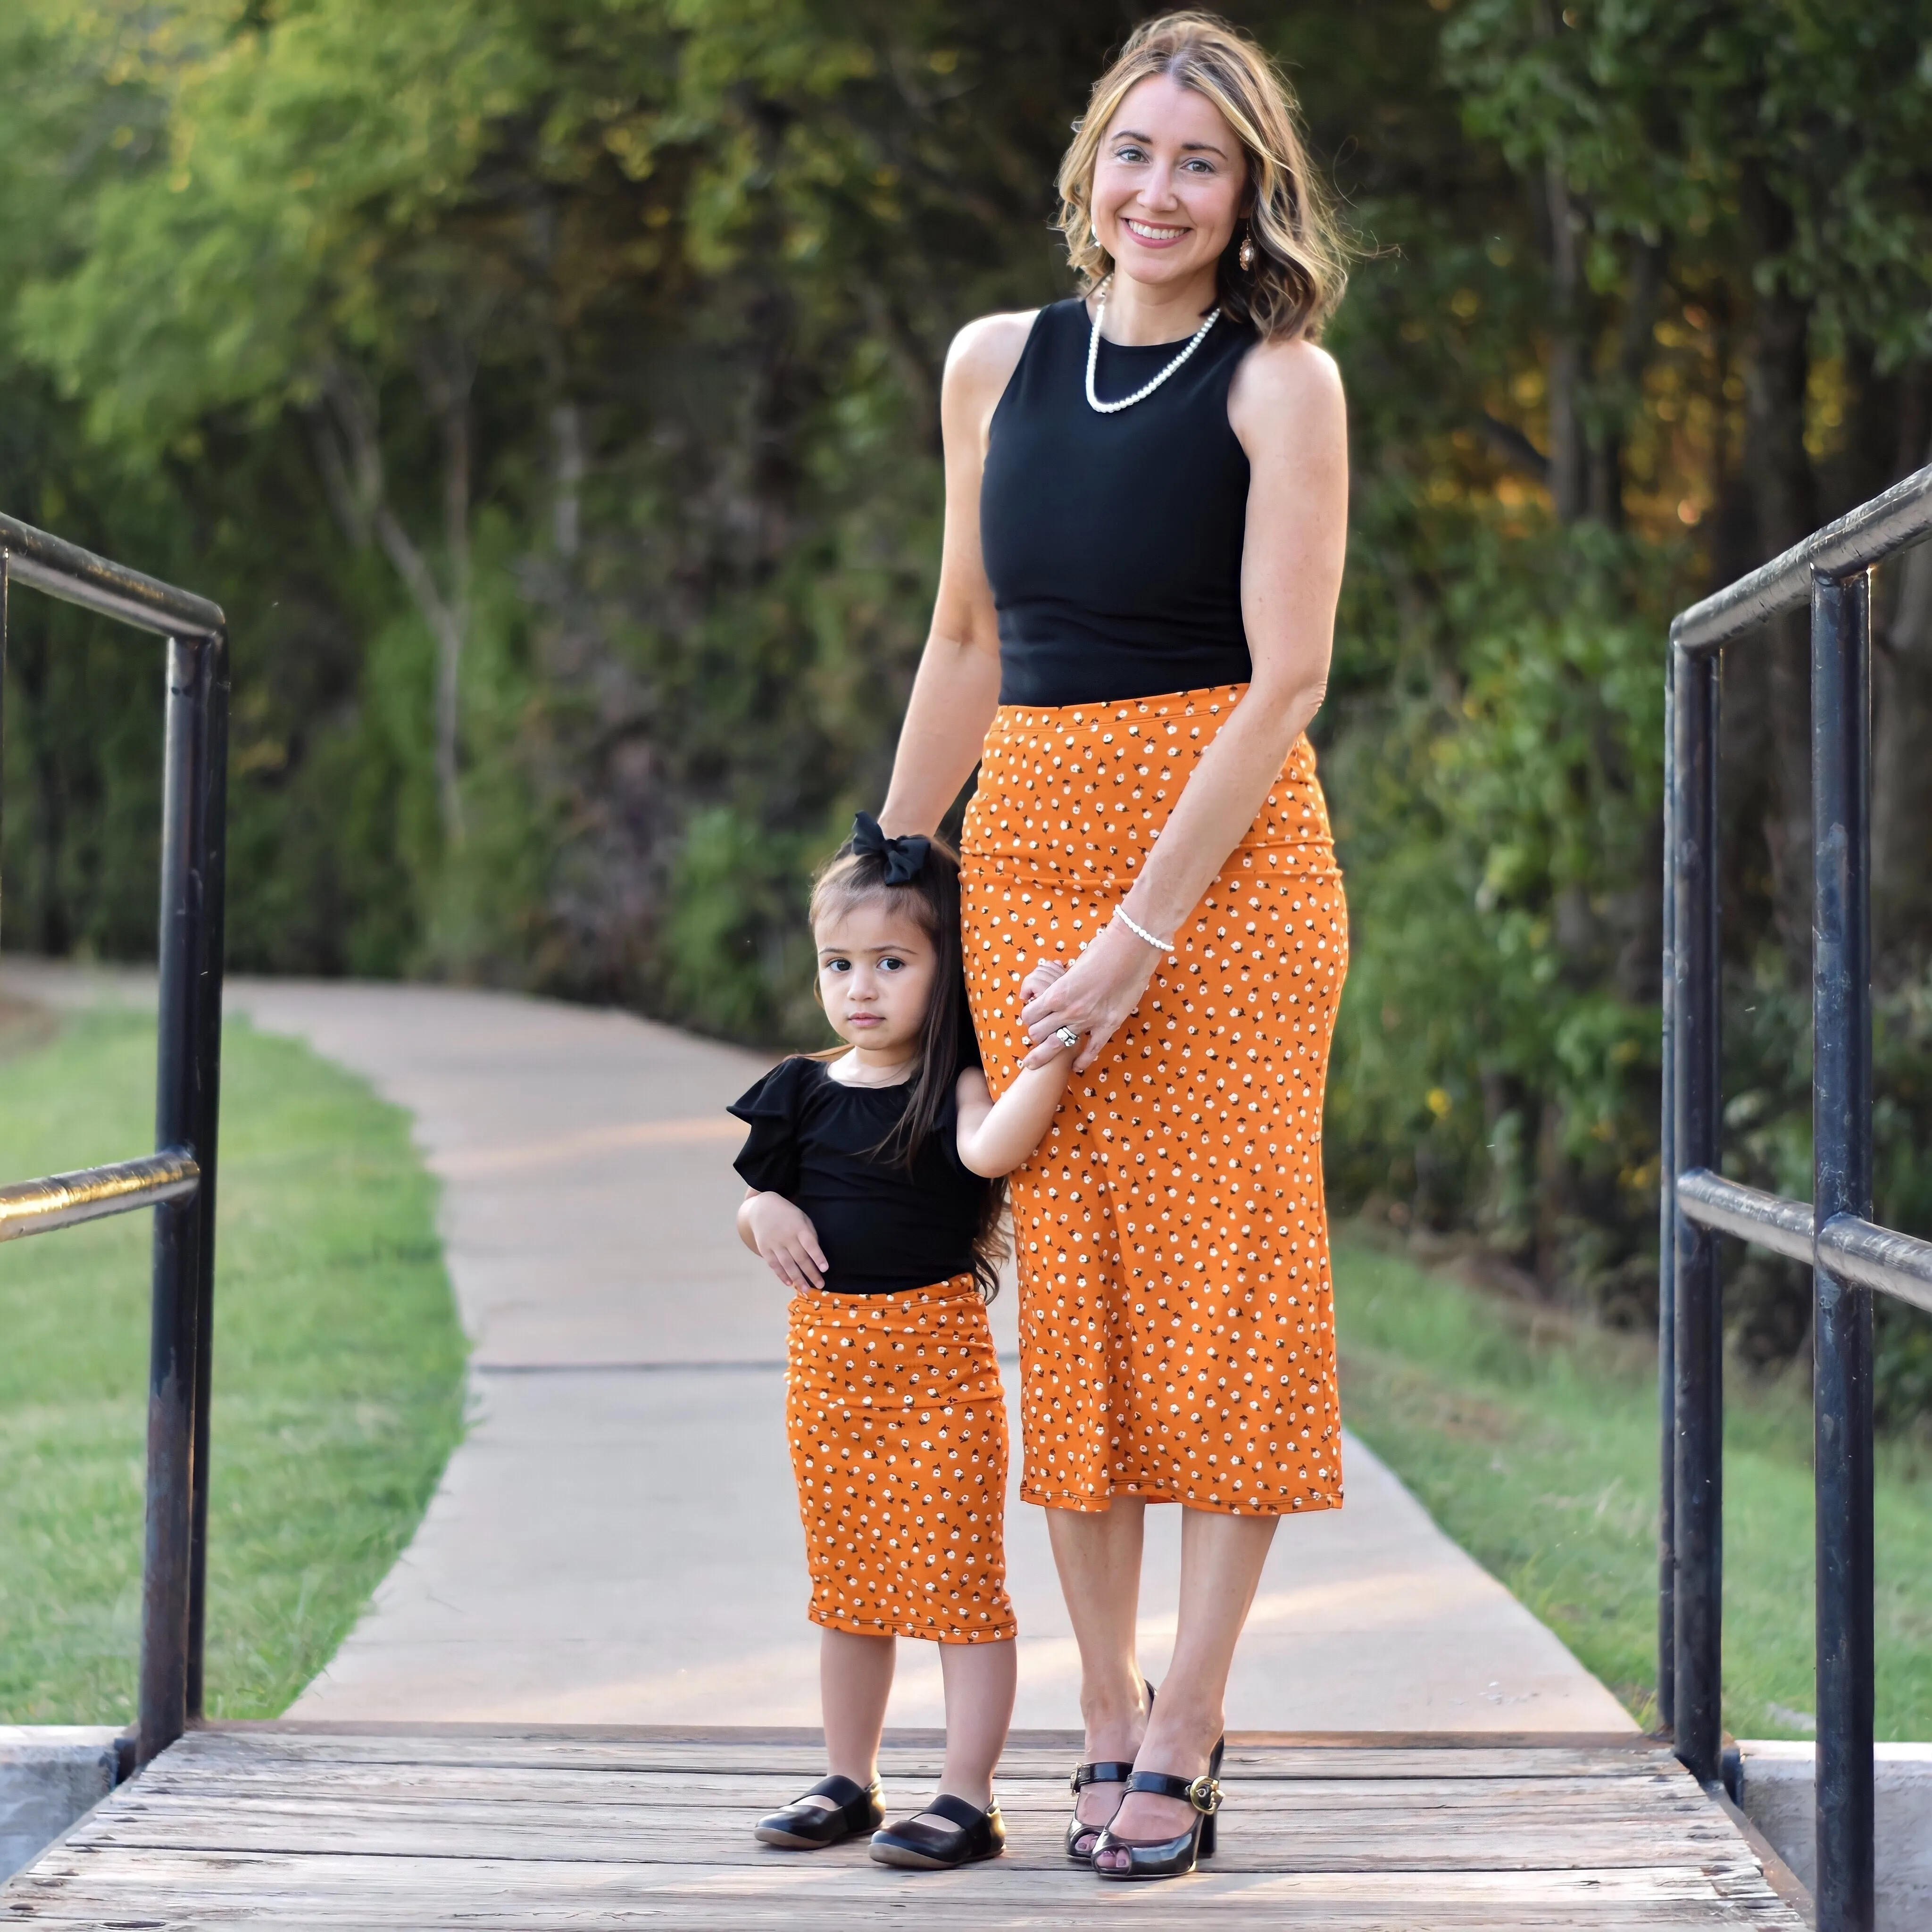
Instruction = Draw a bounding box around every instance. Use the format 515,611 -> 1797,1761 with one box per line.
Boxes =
1056,1025 -> 1081,1051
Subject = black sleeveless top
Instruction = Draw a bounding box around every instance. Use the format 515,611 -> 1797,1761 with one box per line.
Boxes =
979,296 -> 1256,707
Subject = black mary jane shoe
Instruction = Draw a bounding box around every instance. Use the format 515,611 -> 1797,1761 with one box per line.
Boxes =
1091,1739 -> 1225,1882
1065,1682 -> 1154,1863
869,1793 -> 1006,1870
754,1773 -> 884,1849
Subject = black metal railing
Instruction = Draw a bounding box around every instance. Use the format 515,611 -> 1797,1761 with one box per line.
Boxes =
0,514 -> 229,1769
1659,464 -> 1932,1932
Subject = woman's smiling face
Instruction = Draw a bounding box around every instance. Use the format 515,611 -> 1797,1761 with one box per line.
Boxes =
1090,75 -> 1248,299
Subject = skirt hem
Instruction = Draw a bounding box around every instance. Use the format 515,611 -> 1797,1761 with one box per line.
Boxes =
1020,1482 -> 1344,1518
807,1607 -> 1018,1644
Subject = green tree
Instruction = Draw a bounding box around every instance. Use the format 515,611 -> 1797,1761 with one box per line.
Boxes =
6,0 -> 1932,1393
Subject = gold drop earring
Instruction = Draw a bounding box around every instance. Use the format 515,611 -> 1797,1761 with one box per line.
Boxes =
1238,222 -> 1256,271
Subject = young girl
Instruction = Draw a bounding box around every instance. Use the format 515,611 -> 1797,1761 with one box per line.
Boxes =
731,813 -> 1076,1871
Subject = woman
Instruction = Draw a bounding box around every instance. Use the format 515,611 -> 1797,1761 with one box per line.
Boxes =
878,12 -> 1350,1882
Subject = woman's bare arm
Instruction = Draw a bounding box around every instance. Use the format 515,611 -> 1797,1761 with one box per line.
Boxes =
1108,337 -> 1348,936
1015,338 -> 1349,1071
879,311 -> 1036,836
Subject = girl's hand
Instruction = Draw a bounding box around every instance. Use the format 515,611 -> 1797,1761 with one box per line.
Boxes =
741,1191 -> 828,1291
1019,959 -> 1068,1006
1020,920 -> 1163,1074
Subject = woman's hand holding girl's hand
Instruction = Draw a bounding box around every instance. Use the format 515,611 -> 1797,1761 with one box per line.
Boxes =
1019,959 -> 1069,1007
1020,919 -> 1163,1073
741,1191 -> 828,1291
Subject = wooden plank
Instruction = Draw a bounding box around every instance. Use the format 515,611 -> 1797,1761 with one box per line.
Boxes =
111,1767 -> 1719,1820
90,1770 -> 1731,1819
1709,1786 -> 1815,1924
167,1730 -> 1683,1783
128,1755 -> 1696,1800
75,1803 -> 1749,1873
169,1751 -> 1681,1785
1,1850 -> 1805,1929
186,1722 -> 1672,1758
114,1780 -> 1715,1829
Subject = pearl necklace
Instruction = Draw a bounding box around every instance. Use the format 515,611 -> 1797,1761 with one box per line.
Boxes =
1084,279 -> 1221,414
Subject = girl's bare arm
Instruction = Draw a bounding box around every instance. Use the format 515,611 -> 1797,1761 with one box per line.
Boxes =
952,961 -> 1075,1175
953,1058 -> 1075,1179
737,1188 -> 828,1291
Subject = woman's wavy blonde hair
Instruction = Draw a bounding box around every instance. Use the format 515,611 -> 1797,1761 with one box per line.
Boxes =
1056,12 -> 1347,342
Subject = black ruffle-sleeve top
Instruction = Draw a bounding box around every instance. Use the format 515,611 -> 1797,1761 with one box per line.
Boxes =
729,1056 -> 991,1295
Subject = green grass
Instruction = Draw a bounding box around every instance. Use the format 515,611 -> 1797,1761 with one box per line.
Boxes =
1335,1234 -> 1932,1741
0,1002 -> 466,1722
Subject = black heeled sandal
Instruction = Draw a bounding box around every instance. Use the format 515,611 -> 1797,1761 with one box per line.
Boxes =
1091,1737 -> 1224,1882
1065,1758 -> 1136,1862
754,1773 -> 884,1849
1064,1682 -> 1154,1863
869,1793 -> 1006,1870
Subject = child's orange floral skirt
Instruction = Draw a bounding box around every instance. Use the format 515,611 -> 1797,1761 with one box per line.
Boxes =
785,1276 -> 1016,1642
962,683 -> 1349,1518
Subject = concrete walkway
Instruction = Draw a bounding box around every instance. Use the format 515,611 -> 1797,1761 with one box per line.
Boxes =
3,962 -> 1633,1732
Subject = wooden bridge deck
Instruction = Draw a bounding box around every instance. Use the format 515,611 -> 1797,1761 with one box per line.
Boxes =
2,1724 -> 1808,1929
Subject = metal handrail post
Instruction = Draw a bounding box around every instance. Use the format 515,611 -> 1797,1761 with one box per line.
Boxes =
2,513 -> 230,1766
183,630 -> 229,1720
137,633 -> 215,1766
1670,642 -> 1723,1782
1811,569 -> 1875,1931
0,561 -> 8,897
1657,665 -> 1678,1735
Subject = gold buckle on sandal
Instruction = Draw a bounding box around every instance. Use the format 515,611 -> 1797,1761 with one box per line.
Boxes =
1186,1774 -> 1223,1815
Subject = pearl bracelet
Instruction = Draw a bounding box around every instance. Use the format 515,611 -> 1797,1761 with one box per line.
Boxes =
1114,908 -> 1176,954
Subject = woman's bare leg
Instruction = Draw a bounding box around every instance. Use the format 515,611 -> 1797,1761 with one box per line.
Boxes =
1046,1499 -> 1152,1841
816,1629 -> 895,1801
1092,1507 -> 1278,1867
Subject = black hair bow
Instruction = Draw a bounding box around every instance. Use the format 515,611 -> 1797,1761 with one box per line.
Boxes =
851,811 -> 929,886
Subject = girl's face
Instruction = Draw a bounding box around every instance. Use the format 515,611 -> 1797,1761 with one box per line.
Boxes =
1091,75 -> 1248,298
815,898 -> 937,1068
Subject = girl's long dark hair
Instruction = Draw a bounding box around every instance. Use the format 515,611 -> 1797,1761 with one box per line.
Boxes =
808,829 -> 1008,1300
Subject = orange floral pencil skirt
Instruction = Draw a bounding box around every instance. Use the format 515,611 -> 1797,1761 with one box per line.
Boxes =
961,683 -> 1349,1518
786,1275 -> 1016,1642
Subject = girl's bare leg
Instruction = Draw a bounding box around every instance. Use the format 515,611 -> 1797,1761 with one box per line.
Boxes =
1092,1507 -> 1278,1867
816,1629 -> 895,1802
1045,1499 -> 1151,1839
915,1635 -> 1016,1816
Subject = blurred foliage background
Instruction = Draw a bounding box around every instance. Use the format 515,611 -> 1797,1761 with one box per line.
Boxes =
4,0 -> 1932,1402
